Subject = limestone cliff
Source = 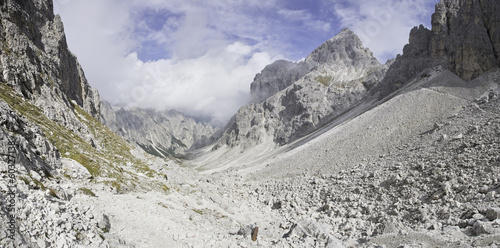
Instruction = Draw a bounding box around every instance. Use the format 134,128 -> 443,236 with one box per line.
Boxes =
216,29 -> 389,149
431,0 -> 500,80
0,1 -> 171,247
376,0 -> 500,96
0,0 -> 100,119
250,60 -> 313,103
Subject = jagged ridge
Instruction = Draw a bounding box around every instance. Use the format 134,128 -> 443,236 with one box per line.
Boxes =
374,0 -> 500,98
100,102 -> 217,157
214,28 -> 390,150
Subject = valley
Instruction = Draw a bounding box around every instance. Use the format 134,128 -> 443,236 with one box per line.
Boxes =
1,0 -> 500,247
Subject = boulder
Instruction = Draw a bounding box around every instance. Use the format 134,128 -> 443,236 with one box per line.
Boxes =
61,158 -> 92,179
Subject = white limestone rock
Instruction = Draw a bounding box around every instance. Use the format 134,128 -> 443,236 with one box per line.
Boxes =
216,29 -> 389,149
60,158 -> 92,179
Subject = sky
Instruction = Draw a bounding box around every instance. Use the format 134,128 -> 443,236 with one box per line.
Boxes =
54,0 -> 438,125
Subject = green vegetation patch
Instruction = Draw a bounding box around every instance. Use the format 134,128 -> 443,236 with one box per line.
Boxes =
0,83 -> 168,193
314,75 -> 333,86
192,209 -> 204,215
0,83 -> 102,176
79,187 -> 96,197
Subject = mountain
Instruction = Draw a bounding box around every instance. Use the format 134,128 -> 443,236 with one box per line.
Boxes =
2,0 -> 500,247
198,0 -> 500,164
100,102 -> 217,158
190,0 -> 500,246
211,29 -> 390,152
0,1 -> 176,247
374,0 -> 500,97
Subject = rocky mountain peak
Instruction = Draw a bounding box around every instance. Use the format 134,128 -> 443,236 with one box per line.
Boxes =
377,0 -> 500,96
250,29 -> 381,103
216,28 -> 390,150
306,28 -> 380,67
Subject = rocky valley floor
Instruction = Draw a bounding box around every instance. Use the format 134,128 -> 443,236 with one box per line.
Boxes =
1,0 -> 500,246
1,73 -> 499,248
111,82 -> 500,248
6,82 -> 495,248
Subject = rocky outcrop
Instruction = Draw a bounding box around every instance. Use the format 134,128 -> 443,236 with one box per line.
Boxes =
0,95 -> 118,248
216,29 -> 389,149
0,0 -> 100,118
0,1 -> 169,247
100,102 -> 216,157
375,0 -> 500,97
431,0 -> 500,80
0,0 -> 106,157
250,60 -> 313,103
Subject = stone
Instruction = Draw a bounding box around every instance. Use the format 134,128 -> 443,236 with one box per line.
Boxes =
473,213 -> 485,220
30,170 -> 42,182
271,201 -> 282,210
60,158 -> 92,179
237,225 -> 255,238
37,238 -> 46,248
485,207 -> 500,221
473,221 -> 500,235
56,234 -> 67,248
98,214 -> 111,233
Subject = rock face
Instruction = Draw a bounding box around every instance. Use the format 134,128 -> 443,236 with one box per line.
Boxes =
216,29 -> 389,149
0,0 -> 102,177
0,1 -> 168,247
250,60 -> 313,103
100,102 -> 216,157
0,0 -> 100,118
376,0 -> 500,97
0,0 -> 105,154
431,0 -> 500,80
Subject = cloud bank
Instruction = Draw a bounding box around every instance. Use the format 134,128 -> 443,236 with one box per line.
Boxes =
54,0 -> 438,124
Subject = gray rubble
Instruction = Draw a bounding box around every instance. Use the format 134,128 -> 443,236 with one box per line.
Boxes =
1,0 -> 500,247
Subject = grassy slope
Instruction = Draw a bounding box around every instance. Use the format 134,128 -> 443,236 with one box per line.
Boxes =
0,83 -> 169,193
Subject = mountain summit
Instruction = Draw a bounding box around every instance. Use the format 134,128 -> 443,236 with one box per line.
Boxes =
306,28 -> 380,67
212,29 -> 390,152
250,28 -> 382,104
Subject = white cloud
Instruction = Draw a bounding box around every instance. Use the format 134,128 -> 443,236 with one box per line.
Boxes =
54,0 -> 438,124
331,0 -> 437,62
277,9 -> 331,33
117,43 -> 277,123
55,0 -> 281,124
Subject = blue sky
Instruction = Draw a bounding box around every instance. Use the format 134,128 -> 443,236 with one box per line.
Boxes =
54,0 -> 438,124
130,0 -> 339,62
